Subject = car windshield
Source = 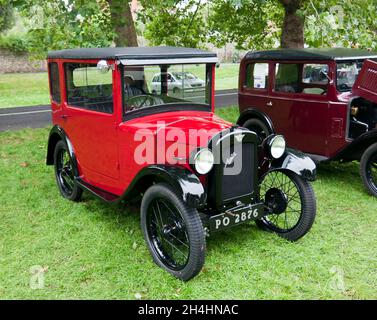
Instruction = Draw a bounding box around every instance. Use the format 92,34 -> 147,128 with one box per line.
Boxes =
122,63 -> 211,114
336,60 -> 364,92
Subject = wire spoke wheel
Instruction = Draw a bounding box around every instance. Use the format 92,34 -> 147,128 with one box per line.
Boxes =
56,148 -> 75,196
260,171 -> 302,232
147,198 -> 190,270
257,170 -> 316,241
366,153 -> 377,194
141,183 -> 205,281
360,143 -> 377,197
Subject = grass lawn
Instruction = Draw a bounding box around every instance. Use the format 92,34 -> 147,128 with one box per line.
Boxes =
0,64 -> 239,109
0,106 -> 376,299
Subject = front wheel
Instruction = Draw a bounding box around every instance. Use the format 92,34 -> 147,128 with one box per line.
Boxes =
140,183 -> 206,281
360,143 -> 377,197
256,170 -> 316,241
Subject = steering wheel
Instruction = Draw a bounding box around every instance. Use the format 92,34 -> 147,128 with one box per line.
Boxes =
126,95 -> 155,111
338,83 -> 350,91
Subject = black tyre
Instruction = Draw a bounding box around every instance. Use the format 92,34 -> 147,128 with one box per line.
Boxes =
140,183 -> 206,281
53,140 -> 83,201
360,143 -> 377,197
242,118 -> 271,143
256,170 -> 316,241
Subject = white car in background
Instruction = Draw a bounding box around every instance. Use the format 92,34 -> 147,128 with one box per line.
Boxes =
151,71 -> 206,94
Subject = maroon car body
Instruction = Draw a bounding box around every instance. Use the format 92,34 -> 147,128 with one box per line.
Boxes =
238,48 -> 377,196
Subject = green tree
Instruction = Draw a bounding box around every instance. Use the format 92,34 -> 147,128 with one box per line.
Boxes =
138,0 -> 209,48
0,0 -> 15,34
209,0 -> 377,50
108,0 -> 138,47
140,0 -> 377,50
13,0 -> 139,57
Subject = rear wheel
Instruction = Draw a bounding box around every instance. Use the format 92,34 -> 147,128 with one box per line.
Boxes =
257,170 -> 316,241
242,118 -> 271,143
360,143 -> 377,197
53,140 -> 83,201
140,183 -> 206,281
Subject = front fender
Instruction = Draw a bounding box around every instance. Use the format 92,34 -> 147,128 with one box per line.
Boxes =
124,165 -> 206,208
269,148 -> 317,181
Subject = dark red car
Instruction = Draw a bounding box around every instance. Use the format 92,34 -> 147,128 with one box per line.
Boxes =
46,47 -> 316,280
238,48 -> 377,197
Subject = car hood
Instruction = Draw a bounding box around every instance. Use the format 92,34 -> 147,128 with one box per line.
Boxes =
351,59 -> 377,104
121,111 -> 233,147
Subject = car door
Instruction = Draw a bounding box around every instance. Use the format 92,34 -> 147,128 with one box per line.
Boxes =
62,61 -> 119,183
268,62 -> 330,155
239,61 -> 271,114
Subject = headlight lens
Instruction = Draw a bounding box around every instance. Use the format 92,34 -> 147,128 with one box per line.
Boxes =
193,148 -> 214,174
269,135 -> 286,159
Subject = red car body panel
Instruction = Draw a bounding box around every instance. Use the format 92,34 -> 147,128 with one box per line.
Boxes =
47,57 -> 229,196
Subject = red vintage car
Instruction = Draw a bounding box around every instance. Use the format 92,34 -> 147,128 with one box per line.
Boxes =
46,47 -> 316,280
238,48 -> 377,197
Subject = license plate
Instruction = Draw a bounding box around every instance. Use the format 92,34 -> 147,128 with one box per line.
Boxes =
208,203 -> 265,232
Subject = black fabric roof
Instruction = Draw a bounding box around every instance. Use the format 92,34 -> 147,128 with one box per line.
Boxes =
244,48 -> 377,61
47,46 -> 216,60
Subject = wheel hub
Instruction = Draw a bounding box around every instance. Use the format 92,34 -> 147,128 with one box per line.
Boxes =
162,221 -> 183,239
265,188 -> 288,215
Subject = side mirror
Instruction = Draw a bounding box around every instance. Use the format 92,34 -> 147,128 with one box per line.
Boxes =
97,60 -> 110,74
216,62 -> 221,69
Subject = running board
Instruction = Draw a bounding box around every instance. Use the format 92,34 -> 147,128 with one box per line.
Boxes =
77,179 -> 120,202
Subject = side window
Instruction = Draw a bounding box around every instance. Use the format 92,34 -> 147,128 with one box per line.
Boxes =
274,63 -> 300,93
302,64 -> 329,95
49,62 -> 61,103
245,63 -> 269,89
65,63 -> 113,113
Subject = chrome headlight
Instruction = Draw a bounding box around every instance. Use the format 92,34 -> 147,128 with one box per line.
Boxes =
268,135 -> 286,159
192,148 -> 214,174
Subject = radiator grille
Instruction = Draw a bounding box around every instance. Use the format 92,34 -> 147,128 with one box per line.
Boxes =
221,142 -> 254,202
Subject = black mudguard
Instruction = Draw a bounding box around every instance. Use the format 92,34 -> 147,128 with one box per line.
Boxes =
237,108 -> 275,134
269,148 -> 317,181
122,165 -> 207,208
46,126 -> 80,176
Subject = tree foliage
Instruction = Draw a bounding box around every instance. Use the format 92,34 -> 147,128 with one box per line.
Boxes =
140,0 -> 377,51
138,0 -> 209,48
0,0 -> 15,34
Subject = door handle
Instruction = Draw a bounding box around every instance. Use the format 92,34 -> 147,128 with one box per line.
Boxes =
266,101 -> 273,107
60,114 -> 69,119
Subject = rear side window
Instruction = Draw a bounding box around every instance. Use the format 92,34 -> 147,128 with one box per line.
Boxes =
49,62 -> 61,103
274,63 -> 300,93
65,63 -> 113,114
245,63 -> 269,89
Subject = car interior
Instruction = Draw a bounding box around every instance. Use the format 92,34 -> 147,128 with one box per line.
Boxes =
65,63 -> 114,114
274,63 -> 328,95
